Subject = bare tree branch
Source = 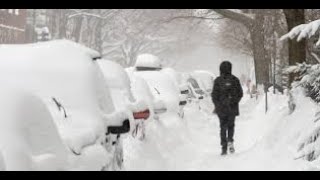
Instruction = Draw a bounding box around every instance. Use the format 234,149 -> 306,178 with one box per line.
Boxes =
210,9 -> 255,27
161,15 -> 224,24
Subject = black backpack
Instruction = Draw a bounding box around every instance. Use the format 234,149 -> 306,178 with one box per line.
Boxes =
219,76 -> 235,106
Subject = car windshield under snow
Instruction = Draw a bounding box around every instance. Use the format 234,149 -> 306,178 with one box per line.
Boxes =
188,78 -> 200,89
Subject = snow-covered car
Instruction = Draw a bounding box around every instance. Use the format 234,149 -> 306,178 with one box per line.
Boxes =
0,40 -> 130,171
177,84 -> 189,118
190,70 -> 216,96
162,67 -> 184,85
126,69 -> 168,118
95,59 -> 151,141
0,88 -> 68,171
125,72 -> 168,139
130,54 -> 182,117
162,68 -> 188,118
187,76 -> 205,101
187,71 -> 217,113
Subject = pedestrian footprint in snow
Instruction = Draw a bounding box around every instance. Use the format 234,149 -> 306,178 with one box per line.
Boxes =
211,61 -> 243,156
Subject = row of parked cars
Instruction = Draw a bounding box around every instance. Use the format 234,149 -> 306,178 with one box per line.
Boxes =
0,40 -> 215,171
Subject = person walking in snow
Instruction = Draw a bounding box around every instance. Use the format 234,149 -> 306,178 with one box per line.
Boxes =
211,61 -> 243,156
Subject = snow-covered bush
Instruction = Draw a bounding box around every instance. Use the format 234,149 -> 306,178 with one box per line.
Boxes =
285,63 -> 320,163
296,110 -> 320,162
285,63 -> 320,103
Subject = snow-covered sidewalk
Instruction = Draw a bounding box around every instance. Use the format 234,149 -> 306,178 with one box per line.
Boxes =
123,93 -> 310,171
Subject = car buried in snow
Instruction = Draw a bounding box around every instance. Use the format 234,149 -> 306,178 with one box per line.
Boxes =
190,70 -> 216,97
126,68 -> 168,120
161,68 -> 189,118
186,76 -> 205,101
95,59 -> 152,141
187,71 -> 216,113
125,71 -> 169,139
128,54 -> 183,118
0,88 -> 68,171
0,40 -> 130,171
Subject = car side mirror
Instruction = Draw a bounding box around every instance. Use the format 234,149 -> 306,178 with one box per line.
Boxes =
106,119 -> 130,135
92,56 -> 102,61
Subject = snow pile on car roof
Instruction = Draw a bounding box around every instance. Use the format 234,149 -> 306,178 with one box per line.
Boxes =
97,60 -> 131,89
135,54 -> 162,69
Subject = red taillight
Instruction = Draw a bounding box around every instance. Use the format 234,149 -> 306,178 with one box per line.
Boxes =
133,109 -> 150,120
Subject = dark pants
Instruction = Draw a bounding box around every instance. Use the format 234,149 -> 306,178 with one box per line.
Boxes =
218,115 -> 235,150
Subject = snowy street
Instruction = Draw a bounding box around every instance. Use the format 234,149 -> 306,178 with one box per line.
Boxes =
1,9 -> 320,171
123,94 -> 310,171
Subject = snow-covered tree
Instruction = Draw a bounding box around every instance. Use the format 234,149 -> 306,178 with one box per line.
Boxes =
214,19 -> 253,57
281,19 -> 320,48
101,9 -> 213,67
209,9 -> 271,85
281,17 -> 320,101
285,63 -> 320,103
281,18 -> 320,163
281,12 -> 320,85
296,110 -> 320,162
29,9 -> 211,67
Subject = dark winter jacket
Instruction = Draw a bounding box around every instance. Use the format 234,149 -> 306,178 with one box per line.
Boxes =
211,61 -> 243,116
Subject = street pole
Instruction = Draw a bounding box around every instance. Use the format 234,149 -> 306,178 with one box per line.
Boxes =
265,90 -> 268,113
264,83 -> 268,113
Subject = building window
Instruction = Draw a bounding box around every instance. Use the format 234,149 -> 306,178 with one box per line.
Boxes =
15,9 -> 19,15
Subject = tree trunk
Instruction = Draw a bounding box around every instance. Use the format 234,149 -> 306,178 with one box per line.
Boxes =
94,10 -> 103,54
272,33 -> 277,94
283,9 -> 306,84
250,19 -> 270,85
58,9 -> 67,39
212,9 -> 270,85
73,16 -> 83,42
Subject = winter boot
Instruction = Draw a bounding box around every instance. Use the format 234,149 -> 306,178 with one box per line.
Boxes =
228,142 -> 235,154
221,147 -> 227,156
